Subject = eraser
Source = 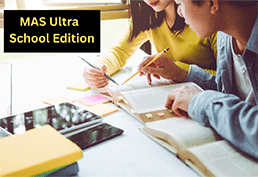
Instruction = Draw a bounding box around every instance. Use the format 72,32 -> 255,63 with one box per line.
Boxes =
78,94 -> 110,106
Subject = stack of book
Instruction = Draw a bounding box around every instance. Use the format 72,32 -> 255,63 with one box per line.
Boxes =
0,125 -> 82,176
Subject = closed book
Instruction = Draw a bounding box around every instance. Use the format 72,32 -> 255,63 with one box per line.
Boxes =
0,125 -> 82,176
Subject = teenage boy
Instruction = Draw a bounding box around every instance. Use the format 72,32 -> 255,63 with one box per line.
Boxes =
138,0 -> 258,159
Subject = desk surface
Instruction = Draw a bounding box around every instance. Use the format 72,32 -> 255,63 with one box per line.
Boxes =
1,51 -> 198,176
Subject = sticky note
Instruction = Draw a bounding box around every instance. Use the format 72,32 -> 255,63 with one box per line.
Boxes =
131,109 -> 137,114
87,103 -> 119,116
43,96 -> 75,105
146,113 -> 153,119
78,94 -> 110,106
157,112 -> 165,117
66,81 -> 90,91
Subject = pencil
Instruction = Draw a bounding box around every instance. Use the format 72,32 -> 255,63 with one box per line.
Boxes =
121,47 -> 170,85
78,55 -> 119,86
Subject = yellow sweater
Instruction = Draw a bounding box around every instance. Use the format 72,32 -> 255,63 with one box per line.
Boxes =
96,18 -> 217,76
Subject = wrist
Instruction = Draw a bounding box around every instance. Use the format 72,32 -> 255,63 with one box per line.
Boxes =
172,68 -> 188,83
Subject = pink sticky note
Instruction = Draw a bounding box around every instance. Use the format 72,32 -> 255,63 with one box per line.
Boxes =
78,95 -> 110,106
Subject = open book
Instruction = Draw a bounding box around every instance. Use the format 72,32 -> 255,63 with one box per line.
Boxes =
97,71 -> 172,99
140,118 -> 258,176
97,75 -> 199,123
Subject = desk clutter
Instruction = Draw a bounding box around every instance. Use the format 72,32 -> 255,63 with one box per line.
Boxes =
4,58 -> 257,177
60,78 -> 258,176
43,94 -> 119,117
0,102 -> 124,176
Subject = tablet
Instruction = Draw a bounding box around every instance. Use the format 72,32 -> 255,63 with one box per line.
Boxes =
0,102 -> 103,136
66,123 -> 124,150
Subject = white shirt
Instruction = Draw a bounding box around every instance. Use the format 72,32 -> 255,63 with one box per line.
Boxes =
231,39 -> 256,105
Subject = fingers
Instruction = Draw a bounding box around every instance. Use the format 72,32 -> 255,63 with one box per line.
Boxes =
165,88 -> 190,117
153,74 -> 160,79
141,66 -> 162,76
99,64 -> 107,73
82,64 -> 109,88
138,55 -> 154,70
147,74 -> 152,85
138,55 -> 157,76
165,93 -> 174,110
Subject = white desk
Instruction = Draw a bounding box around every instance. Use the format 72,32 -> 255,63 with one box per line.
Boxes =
2,51 -> 198,176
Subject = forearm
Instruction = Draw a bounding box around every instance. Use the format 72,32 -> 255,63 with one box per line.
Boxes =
96,46 -> 133,75
188,90 -> 258,159
95,23 -> 149,76
184,65 -> 217,90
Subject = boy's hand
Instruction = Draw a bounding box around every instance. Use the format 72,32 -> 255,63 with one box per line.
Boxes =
165,85 -> 203,117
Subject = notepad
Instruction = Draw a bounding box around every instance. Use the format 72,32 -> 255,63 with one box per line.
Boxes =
87,103 -> 119,116
43,96 -> 76,105
78,94 -> 110,106
66,81 -> 90,91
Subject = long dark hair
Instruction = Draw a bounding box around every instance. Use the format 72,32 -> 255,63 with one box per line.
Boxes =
128,0 -> 186,42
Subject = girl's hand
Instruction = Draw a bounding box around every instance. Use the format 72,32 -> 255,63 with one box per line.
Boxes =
83,64 -> 109,88
138,54 -> 188,84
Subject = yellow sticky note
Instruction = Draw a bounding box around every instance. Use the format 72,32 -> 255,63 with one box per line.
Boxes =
146,113 -> 153,119
67,81 -> 90,91
43,96 -> 75,105
87,103 -> 119,117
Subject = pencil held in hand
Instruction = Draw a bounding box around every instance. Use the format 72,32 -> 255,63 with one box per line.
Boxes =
121,47 -> 170,85
78,55 -> 119,86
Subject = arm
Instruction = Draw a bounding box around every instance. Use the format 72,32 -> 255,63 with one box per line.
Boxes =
138,51 -> 217,88
83,20 -> 149,88
185,65 -> 217,90
167,54 -> 258,159
95,21 -> 149,76
188,90 -> 258,159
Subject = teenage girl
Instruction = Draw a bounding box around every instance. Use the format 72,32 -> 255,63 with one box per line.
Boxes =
83,0 -> 217,88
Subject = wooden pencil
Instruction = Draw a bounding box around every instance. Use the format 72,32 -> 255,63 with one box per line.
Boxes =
121,47 -> 170,85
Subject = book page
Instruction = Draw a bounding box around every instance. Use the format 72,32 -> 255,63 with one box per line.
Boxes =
120,87 -> 167,113
119,83 -> 194,114
182,140 -> 258,176
97,74 -> 172,98
142,118 -> 220,153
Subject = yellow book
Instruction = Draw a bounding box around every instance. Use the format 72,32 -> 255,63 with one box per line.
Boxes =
0,125 -> 83,176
